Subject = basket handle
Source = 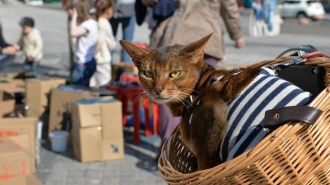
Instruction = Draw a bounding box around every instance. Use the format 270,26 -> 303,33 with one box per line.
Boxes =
264,106 -> 322,130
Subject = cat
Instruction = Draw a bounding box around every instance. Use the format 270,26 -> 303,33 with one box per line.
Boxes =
119,33 -> 260,170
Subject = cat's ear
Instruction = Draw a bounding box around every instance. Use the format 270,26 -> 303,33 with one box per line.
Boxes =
119,40 -> 149,66
180,32 -> 214,63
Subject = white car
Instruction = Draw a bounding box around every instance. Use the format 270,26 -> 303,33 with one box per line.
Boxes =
278,0 -> 325,20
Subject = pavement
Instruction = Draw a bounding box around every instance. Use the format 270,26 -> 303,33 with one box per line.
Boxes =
1,2 -> 330,185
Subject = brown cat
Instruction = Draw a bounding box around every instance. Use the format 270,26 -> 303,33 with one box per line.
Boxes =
119,33 -> 260,170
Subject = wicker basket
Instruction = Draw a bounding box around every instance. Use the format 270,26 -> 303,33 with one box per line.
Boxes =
158,56 -> 330,185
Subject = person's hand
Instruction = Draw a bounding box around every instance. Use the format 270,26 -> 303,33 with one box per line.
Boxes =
2,46 -> 17,55
28,56 -> 34,62
235,37 -> 245,48
68,8 -> 78,20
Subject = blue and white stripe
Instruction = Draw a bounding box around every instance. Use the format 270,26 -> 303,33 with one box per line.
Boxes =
220,68 -> 313,161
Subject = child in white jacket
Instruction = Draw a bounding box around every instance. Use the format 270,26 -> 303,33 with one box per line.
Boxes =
90,0 -> 117,88
4,17 -> 43,77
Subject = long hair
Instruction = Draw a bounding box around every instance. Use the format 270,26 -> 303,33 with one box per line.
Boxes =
65,0 -> 91,24
94,0 -> 115,20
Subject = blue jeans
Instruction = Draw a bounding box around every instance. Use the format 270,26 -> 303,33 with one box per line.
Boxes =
0,55 -> 6,61
263,7 -> 274,32
263,0 -> 277,32
110,16 -> 136,63
24,60 -> 40,77
71,58 -> 97,87
252,7 -> 264,21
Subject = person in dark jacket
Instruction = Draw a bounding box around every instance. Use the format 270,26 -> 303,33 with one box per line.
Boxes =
110,0 -> 136,63
0,18 -> 13,56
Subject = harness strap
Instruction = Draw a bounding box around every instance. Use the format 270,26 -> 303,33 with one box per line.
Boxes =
188,100 -> 201,129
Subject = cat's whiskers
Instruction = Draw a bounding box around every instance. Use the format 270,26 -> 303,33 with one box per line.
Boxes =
176,91 -> 194,101
132,91 -> 149,105
181,88 -> 201,95
173,97 -> 191,112
131,89 -> 145,95
174,93 -> 193,108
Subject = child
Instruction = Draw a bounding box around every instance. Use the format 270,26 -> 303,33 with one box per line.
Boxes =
6,17 -> 43,77
66,0 -> 98,87
90,0 -> 117,88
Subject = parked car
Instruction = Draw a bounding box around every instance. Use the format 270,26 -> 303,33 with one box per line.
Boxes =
278,0 -> 325,20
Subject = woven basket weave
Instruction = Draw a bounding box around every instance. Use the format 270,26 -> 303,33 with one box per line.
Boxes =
158,56 -> 330,185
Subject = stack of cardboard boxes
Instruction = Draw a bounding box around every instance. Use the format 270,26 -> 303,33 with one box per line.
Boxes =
0,69 -> 128,183
0,117 -> 42,185
0,136 -> 43,185
71,97 -> 124,162
47,85 -> 102,146
0,75 -> 66,185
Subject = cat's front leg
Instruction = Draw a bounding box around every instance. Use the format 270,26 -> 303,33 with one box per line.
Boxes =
190,97 -> 228,170
180,83 -> 229,170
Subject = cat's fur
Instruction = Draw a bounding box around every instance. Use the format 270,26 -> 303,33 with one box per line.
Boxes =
120,33 -> 260,170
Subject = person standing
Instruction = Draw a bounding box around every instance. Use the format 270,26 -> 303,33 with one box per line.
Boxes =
90,0 -> 117,88
3,17 -> 43,77
66,0 -> 98,87
0,18 -> 16,68
0,18 -> 12,60
110,0 -> 136,63
252,0 -> 264,22
143,0 -> 245,68
0,18 -> 11,54
263,0 -> 277,35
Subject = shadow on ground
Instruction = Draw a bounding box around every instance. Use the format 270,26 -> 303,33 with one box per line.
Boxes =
0,55 -> 70,79
41,127 -> 161,172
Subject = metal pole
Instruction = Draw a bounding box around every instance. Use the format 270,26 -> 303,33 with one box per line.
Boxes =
68,15 -> 74,83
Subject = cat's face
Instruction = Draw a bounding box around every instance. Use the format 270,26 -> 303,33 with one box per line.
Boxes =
120,33 -> 213,104
132,46 -> 203,104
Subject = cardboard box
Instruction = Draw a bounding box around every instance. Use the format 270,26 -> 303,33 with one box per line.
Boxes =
0,138 -> 32,183
8,135 -> 31,156
72,125 -> 102,163
0,71 -> 27,86
25,174 -> 43,185
0,90 -> 15,117
1,174 -> 43,185
48,85 -> 99,133
4,104 -> 26,118
111,62 -> 138,81
99,99 -> 122,141
1,176 -> 26,185
0,83 -> 25,93
72,127 -> 124,162
71,97 -> 122,133
101,139 -> 124,160
25,78 -> 66,118
71,97 -> 124,162
0,118 -> 38,172
71,101 -> 102,128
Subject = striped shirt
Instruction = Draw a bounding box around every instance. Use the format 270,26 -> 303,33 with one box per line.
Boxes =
219,68 -> 313,161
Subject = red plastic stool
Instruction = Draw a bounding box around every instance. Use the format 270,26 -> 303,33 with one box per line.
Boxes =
106,85 -> 159,144
120,73 -> 139,83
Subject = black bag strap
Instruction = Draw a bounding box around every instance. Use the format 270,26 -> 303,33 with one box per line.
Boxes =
264,106 -> 322,130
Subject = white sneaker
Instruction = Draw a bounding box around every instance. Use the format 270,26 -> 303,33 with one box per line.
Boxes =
267,31 -> 276,36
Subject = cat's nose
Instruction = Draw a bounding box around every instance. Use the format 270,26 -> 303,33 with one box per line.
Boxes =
154,88 -> 163,95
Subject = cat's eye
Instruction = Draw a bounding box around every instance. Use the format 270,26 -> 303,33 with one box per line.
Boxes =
169,71 -> 181,78
144,70 -> 154,78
